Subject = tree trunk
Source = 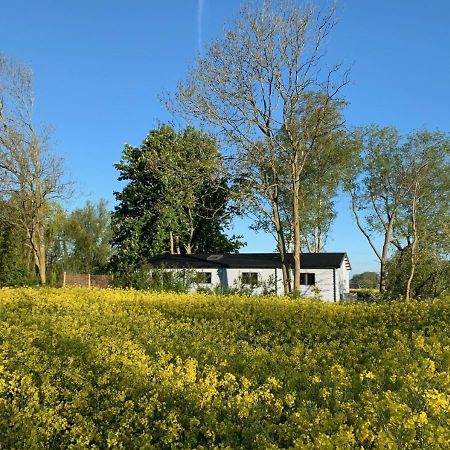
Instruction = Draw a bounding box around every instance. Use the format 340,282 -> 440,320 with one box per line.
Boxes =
175,235 -> 181,254
292,166 -> 301,293
185,224 -> 195,254
29,228 -> 46,285
169,231 -> 175,254
379,217 -> 395,293
272,197 -> 291,294
277,233 -> 291,295
379,260 -> 387,293
406,188 -> 419,300
37,241 -> 46,284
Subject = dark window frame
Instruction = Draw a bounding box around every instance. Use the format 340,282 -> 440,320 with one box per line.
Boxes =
196,271 -> 212,284
300,273 -> 316,286
241,272 -> 259,286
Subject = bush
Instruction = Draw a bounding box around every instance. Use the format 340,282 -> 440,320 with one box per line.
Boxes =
112,265 -> 196,292
350,288 -> 390,302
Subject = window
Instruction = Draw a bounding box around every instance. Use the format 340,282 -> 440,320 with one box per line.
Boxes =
300,273 -> 316,285
162,271 -> 173,285
241,272 -> 258,286
196,272 -> 212,284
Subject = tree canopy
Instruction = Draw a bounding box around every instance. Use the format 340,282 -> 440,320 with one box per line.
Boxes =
47,200 -> 113,281
110,125 -> 242,272
171,1 -> 349,293
347,126 -> 449,295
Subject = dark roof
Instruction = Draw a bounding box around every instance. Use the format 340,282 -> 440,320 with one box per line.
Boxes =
148,253 -> 351,270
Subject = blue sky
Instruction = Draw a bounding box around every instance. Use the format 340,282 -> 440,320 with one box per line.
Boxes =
1,0 -> 449,275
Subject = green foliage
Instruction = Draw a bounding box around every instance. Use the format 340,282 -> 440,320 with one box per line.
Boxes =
1,288 -> 449,448
47,200 -> 113,283
281,92 -> 352,252
64,200 -> 112,273
350,289 -> 391,303
110,125 -> 242,273
346,126 -> 450,294
387,249 -> 450,299
112,266 -> 196,293
351,272 -> 380,289
0,220 -> 35,286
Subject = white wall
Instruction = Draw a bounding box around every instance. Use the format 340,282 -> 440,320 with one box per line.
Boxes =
220,267 -> 282,295
191,267 -> 340,301
192,268 -> 222,290
297,268 -> 336,302
336,260 -> 351,300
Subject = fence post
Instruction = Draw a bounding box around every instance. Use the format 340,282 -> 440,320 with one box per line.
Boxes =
88,273 -> 91,289
63,271 -> 66,287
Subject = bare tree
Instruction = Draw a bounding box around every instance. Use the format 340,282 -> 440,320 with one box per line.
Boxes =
0,53 -> 69,284
170,0 -> 348,294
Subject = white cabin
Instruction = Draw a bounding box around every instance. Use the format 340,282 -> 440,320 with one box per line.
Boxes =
148,253 -> 351,302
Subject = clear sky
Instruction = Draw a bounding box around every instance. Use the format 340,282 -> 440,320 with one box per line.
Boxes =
1,0 -> 449,275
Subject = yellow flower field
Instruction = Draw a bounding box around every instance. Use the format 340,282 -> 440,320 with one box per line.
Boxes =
0,288 -> 449,449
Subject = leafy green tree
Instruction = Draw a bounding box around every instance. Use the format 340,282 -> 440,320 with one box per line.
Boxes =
346,126 -> 413,293
47,200 -> 113,280
389,130 -> 450,299
347,126 -> 449,295
350,272 -> 380,289
65,200 -> 112,273
110,125 -> 242,272
279,92 -> 351,253
386,248 -> 449,299
0,211 -> 35,286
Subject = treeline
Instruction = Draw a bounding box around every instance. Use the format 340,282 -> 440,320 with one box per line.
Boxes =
1,1 -> 449,298
0,200 -> 112,286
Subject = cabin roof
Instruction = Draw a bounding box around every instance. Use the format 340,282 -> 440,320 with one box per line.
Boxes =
148,252 -> 351,270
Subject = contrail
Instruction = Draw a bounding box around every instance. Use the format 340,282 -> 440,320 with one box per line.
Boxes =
197,0 -> 204,54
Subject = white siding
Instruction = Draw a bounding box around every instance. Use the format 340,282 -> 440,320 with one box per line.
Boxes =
296,268 -> 336,302
335,260 -> 351,300
192,268 -> 222,290
189,267 -> 340,301
221,268 -> 281,295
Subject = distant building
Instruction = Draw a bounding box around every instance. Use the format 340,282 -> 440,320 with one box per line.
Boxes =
148,253 -> 351,301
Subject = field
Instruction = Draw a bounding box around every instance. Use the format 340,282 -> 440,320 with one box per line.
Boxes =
1,288 -> 449,449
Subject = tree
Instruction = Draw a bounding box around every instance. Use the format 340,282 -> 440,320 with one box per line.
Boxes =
171,0 -> 348,293
0,53 -> 68,284
350,272 -> 380,289
110,125 -> 242,272
389,130 -> 449,299
0,200 -> 35,286
47,200 -> 113,280
346,126 -> 410,293
279,92 -> 351,253
347,126 -> 449,295
386,248 -> 449,299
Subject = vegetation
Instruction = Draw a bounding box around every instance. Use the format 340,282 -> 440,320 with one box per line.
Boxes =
171,1 -> 349,294
346,126 -> 449,296
1,288 -> 449,448
386,250 -> 450,300
350,272 -> 380,289
46,200 -> 113,283
0,54 -> 69,284
0,215 -> 35,286
0,2 -> 448,297
110,125 -> 242,274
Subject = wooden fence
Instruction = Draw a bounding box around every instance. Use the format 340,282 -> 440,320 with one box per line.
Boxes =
62,272 -> 113,288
